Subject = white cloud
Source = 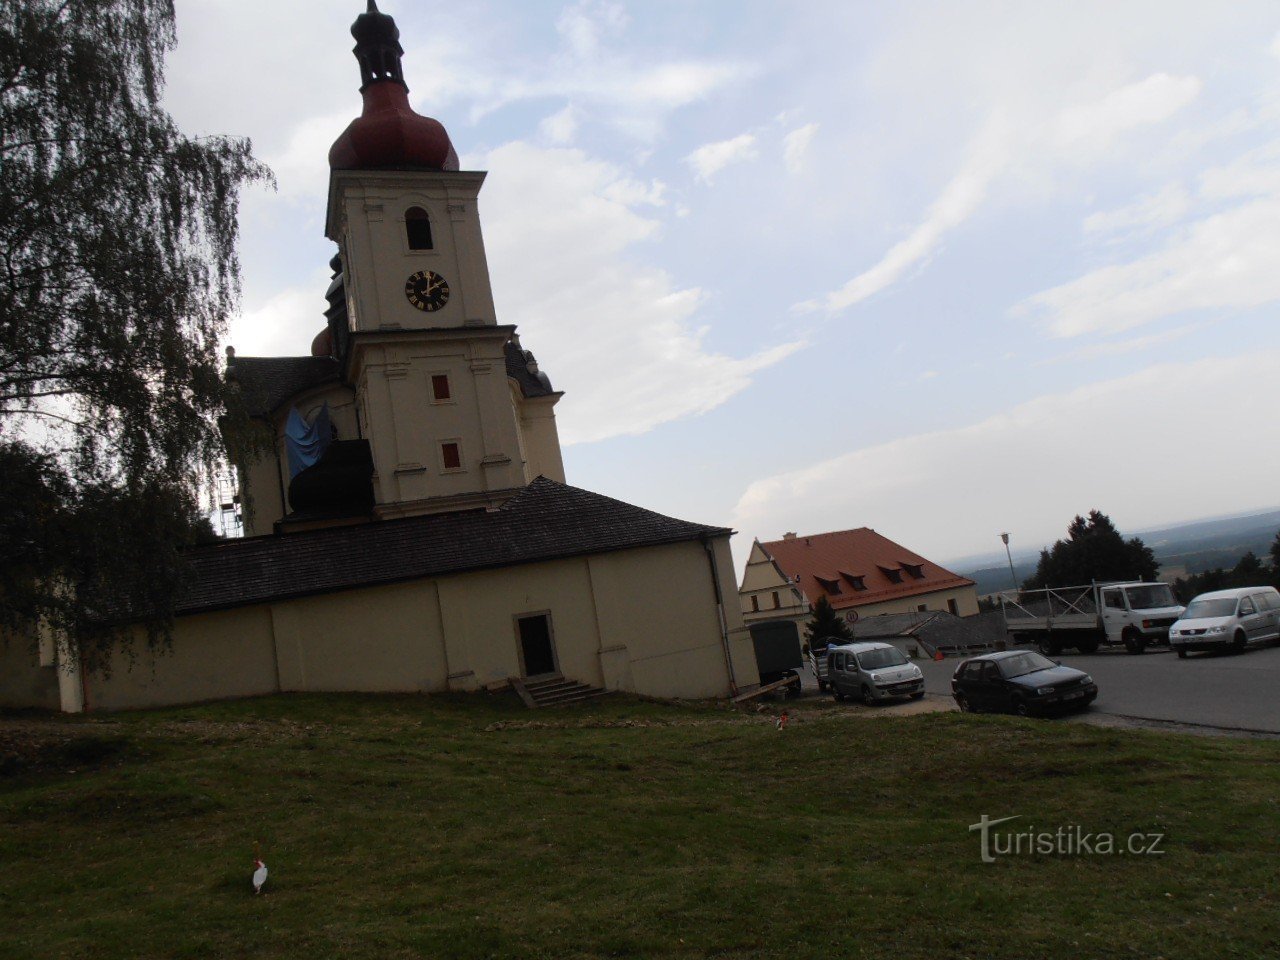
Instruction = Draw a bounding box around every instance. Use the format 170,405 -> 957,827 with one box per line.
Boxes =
1082,184 -> 1191,238
1269,30 -> 1280,59
539,105 -> 579,145
1019,195 -> 1280,338
802,72 -> 1203,316
1053,73 -> 1202,157
477,141 -> 803,444
782,122 -> 819,174
801,114 -> 1012,313
1034,323 -> 1201,365
685,133 -> 759,184
229,272 -> 332,359
732,351 -> 1280,561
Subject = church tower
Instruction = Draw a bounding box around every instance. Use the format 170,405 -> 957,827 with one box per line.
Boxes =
231,1 -> 565,532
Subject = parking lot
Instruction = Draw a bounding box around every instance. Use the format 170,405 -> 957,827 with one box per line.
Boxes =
802,643 -> 1280,735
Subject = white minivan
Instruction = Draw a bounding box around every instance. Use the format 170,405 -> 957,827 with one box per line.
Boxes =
1168,586 -> 1280,657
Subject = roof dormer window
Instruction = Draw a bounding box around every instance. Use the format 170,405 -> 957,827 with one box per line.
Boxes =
840,571 -> 867,591
878,565 -> 903,584
815,575 -> 842,595
903,563 -> 926,580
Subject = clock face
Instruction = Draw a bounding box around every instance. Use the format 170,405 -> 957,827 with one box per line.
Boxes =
405,270 -> 450,312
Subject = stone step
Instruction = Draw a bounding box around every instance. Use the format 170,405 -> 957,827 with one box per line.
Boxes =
509,675 -> 608,709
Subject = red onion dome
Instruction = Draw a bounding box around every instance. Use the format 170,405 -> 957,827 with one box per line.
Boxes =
328,2 -> 459,172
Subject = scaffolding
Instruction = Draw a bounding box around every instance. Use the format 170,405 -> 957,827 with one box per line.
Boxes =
215,472 -> 242,538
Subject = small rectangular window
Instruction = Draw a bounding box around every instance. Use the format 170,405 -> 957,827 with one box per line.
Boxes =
917,604 -> 927,612
772,591 -> 780,609
431,374 -> 451,401
441,442 -> 462,470
751,595 -> 760,612
948,598 -> 959,615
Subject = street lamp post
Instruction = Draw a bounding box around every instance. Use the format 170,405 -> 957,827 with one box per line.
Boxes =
999,532 -> 1017,591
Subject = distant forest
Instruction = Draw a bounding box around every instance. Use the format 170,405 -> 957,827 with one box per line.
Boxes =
964,510 -> 1280,598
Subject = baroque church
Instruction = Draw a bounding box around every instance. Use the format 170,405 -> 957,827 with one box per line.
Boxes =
0,2 -> 759,713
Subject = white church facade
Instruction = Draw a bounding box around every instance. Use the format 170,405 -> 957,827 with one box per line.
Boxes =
0,2 -> 758,713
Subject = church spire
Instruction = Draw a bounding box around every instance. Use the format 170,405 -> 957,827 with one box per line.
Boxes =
351,1 -> 406,91
329,2 -> 459,172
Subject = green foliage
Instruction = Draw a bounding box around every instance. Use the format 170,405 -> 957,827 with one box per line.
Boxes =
0,1 -> 270,669
1023,510 -> 1159,590
803,594 -> 853,648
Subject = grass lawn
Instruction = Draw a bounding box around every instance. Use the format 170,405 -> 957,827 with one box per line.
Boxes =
1,693 -> 1277,959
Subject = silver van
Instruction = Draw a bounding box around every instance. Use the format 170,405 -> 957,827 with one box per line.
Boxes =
827,641 -> 925,705
1169,586 -> 1280,657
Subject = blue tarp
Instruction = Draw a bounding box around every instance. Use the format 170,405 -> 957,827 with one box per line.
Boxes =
285,403 -> 332,479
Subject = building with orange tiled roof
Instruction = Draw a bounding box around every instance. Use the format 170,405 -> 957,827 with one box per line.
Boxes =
739,528 -> 979,631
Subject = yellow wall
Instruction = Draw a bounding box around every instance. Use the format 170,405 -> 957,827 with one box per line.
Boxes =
0,627 -> 60,711
88,606 -> 279,712
75,536 -> 757,712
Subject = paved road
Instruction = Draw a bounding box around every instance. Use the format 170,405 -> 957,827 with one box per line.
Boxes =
913,644 -> 1280,734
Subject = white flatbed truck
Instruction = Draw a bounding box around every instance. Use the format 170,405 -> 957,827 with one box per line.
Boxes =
1000,581 -> 1184,656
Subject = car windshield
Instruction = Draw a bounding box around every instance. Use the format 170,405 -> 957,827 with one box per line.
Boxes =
1124,584 -> 1175,610
1182,598 -> 1238,620
857,648 -> 908,670
997,652 -> 1057,679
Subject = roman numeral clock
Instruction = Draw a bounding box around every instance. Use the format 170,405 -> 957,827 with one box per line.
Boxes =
405,270 -> 450,312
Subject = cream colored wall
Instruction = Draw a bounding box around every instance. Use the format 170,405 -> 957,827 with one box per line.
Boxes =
0,627 -> 60,710
353,331 -> 528,504
848,585 -> 980,619
328,170 -> 497,332
739,542 -> 808,626
515,394 -> 566,483
73,536 -> 753,712
271,581 -> 448,693
85,606 -> 279,712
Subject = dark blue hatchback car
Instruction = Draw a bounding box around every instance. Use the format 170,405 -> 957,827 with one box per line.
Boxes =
951,650 -> 1097,716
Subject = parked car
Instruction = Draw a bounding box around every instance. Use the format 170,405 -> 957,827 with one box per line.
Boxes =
827,641 -> 925,705
951,650 -> 1097,716
1169,586 -> 1280,658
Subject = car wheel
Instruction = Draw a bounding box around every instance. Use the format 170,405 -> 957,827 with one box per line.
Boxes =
1013,697 -> 1031,718
1076,638 -> 1099,654
910,691 -> 925,700
832,686 -> 845,702
1233,631 -> 1247,654
955,694 -> 972,712
861,685 -> 876,706
1123,632 -> 1145,655
1036,637 -> 1060,656
1176,649 -> 1187,659
817,680 -> 828,693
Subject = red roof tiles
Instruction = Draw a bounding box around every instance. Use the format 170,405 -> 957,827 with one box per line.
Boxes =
759,528 -> 973,611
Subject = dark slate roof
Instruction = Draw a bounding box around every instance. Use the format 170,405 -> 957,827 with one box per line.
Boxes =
505,340 -> 557,398
229,356 -> 342,417
175,477 -> 729,616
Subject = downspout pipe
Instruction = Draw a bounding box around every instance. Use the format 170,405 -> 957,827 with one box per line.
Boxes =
701,535 -> 739,696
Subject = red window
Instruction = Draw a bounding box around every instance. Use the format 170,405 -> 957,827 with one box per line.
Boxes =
431,374 -> 450,401
441,442 -> 461,470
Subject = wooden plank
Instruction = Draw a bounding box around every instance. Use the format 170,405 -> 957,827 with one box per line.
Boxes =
731,675 -> 796,703
508,676 -> 539,710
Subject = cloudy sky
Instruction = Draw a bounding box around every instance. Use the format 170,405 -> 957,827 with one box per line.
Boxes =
165,0 -> 1280,571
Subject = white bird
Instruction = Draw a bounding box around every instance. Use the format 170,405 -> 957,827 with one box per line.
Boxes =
252,858 -> 268,895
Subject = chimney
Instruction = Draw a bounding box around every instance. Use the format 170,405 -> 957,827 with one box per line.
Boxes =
783,532 -> 797,540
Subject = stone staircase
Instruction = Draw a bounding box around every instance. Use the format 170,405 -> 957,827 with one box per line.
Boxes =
509,674 -> 609,709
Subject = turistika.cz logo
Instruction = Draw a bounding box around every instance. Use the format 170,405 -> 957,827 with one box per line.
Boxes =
969,815 -> 1166,864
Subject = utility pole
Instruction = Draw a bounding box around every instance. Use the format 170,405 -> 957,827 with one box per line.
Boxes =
1000,532 -> 1018,591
